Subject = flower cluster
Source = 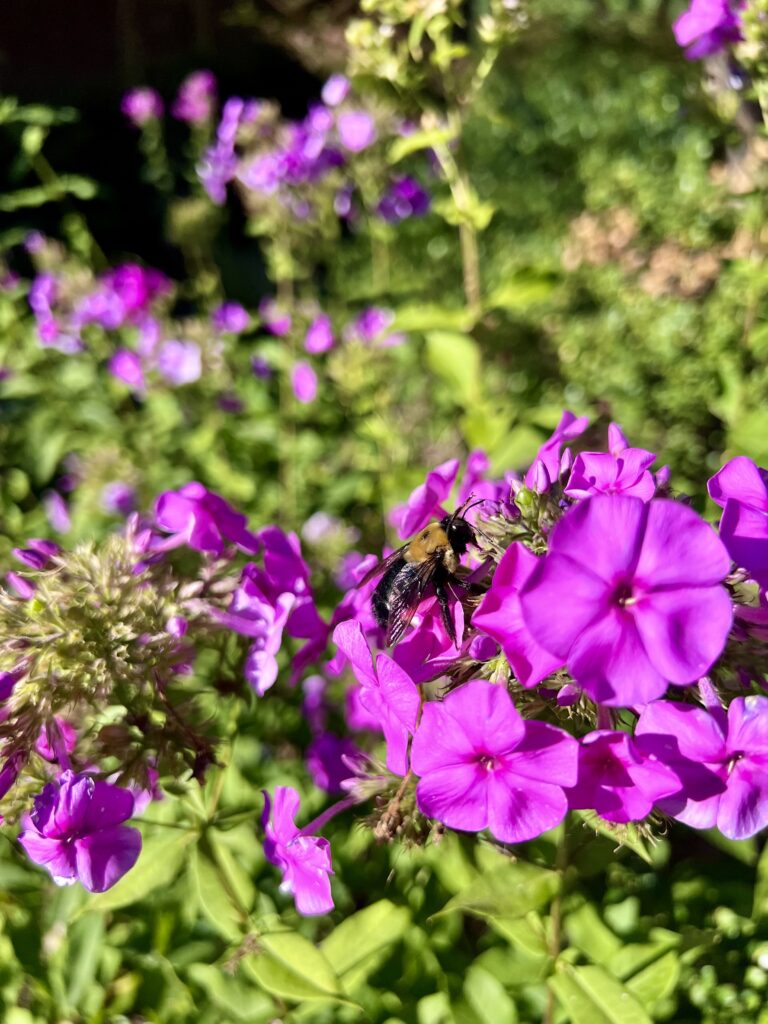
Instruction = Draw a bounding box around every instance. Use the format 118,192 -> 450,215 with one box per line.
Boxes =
672,0 -> 745,59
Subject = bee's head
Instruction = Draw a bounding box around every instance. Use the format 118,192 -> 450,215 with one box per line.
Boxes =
440,513 -> 475,555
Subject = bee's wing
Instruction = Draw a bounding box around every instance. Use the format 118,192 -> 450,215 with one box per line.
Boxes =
385,556 -> 439,647
356,544 -> 409,589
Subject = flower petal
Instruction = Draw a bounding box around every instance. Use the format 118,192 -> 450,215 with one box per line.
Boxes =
717,759 -> 768,840
503,721 -> 579,788
719,499 -> 768,586
415,762 -> 489,833
18,832 -> 78,884
635,499 -> 731,588
486,774 -> 568,843
520,553 -> 610,660
708,456 -> 768,512
74,825 -> 142,892
549,495 -> 647,582
568,609 -> 667,706
81,781 -> 135,832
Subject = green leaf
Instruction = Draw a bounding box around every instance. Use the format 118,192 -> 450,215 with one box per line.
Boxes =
88,830 -> 195,912
187,963 -> 274,1022
464,965 -> 517,1024
625,952 -> 681,1013
189,846 -> 246,941
565,904 -> 622,967
489,274 -> 556,311
417,991 -> 455,1024
321,899 -> 410,987
434,861 -> 559,923
65,912 -> 105,1011
389,127 -> 456,163
573,811 -> 655,865
549,964 -> 653,1024
209,831 -> 256,916
245,931 -> 347,1003
424,331 -> 481,407
754,838 -> 768,920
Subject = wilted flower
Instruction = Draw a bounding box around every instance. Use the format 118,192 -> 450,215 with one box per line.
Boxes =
19,771 -> 141,892
262,786 -> 334,915
411,679 -> 578,843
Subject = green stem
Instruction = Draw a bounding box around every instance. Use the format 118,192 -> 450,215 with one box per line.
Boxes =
544,819 -> 570,1024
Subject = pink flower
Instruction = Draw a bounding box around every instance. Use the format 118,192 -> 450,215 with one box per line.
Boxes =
154,482 -> 260,555
673,0 -> 743,59
304,314 -> 334,354
564,424 -> 656,501
291,362 -> 318,404
172,70 -> 217,124
394,459 -> 460,538
411,679 -> 578,843
520,495 -> 733,706
337,111 -> 377,152
262,786 -> 334,915
708,456 -> 768,588
108,349 -> 145,392
121,87 -> 163,127
19,772 -> 141,892
473,544 -> 563,688
524,411 -> 589,493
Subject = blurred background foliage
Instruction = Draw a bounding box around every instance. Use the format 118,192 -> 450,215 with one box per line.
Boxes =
2,0 -> 768,1021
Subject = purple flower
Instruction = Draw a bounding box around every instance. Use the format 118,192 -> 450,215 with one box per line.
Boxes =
262,786 -> 334,915
12,538 -> 60,570
259,298 -> 292,337
172,69 -> 217,124
524,411 -> 589,492
0,752 -> 25,799
154,482 -> 261,555
394,459 -> 460,538
108,349 -> 145,392
520,495 -> 733,706
212,301 -> 250,334
157,340 -> 202,386
251,355 -> 273,379
291,362 -> 318,404
332,620 -> 419,775
566,730 -> 681,823
708,456 -> 768,587
306,734 -> 361,793
636,696 -> 768,839
673,0 -> 743,59
411,679 -> 578,843
564,425 -> 656,501
121,87 -> 164,127
304,314 -> 334,354
321,74 -> 350,107
101,482 -> 137,517
43,491 -> 71,534
19,771 -> 141,892
36,717 -> 78,763
377,176 -> 430,222
337,111 -> 377,152
473,543 -> 563,688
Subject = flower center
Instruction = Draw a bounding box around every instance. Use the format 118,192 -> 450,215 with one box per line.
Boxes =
478,754 -> 498,772
727,751 -> 744,774
612,580 -> 637,608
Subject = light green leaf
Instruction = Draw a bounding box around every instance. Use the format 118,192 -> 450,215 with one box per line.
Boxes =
389,127 -> 456,163
550,964 -> 652,1024
573,811 -> 655,865
88,830 -> 195,912
625,952 -> 681,1013
489,275 -> 556,311
245,931 -> 347,1003
417,991 -> 455,1024
321,899 -> 410,987
209,831 -> 256,916
433,861 -> 559,923
65,912 -> 105,1011
187,963 -> 274,1022
464,965 -> 517,1024
189,846 -> 246,941
425,331 -> 481,407
565,904 -> 622,967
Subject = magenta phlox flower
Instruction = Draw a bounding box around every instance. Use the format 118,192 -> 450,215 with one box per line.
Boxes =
291,361 -> 318,403
346,682 -> 385,733
566,730 -> 682,823
332,620 -> 419,774
36,717 -> 78,763
0,751 -> 25,800
243,593 -> 295,696
121,87 -> 163,127
393,599 -> 464,683
157,340 -> 202,386
172,69 -> 217,124
524,411 -> 589,492
708,456 -> 768,587
673,0 -> 743,59
12,538 -> 60,570
108,349 -> 145,392
43,491 -> 71,534
212,301 -> 250,334
473,543 -> 563,688
520,495 -> 733,706
307,734 -> 362,793
259,298 -> 292,337
635,696 -> 768,839
321,74 -> 350,106
19,772 -> 141,892
304,314 -> 334,354
262,786 -> 334,915
154,482 -> 261,556
344,307 -> 405,348
337,110 -> 377,152
411,679 -> 578,842
564,423 -> 656,501
393,458 -> 460,538
377,176 -> 430,222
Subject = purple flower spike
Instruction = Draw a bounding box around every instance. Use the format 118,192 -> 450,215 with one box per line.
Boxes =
121,87 -> 164,127
304,314 -> 334,354
291,361 -> 318,404
520,495 -> 733,706
155,482 -> 261,556
636,695 -> 768,839
262,786 -> 334,916
172,69 -> 217,124
708,456 -> 768,588
566,731 -> 682,823
19,771 -> 141,892
411,679 -> 578,843
473,544 -> 563,688
673,0 -> 743,59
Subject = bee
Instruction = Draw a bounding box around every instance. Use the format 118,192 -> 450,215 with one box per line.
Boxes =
359,500 -> 482,647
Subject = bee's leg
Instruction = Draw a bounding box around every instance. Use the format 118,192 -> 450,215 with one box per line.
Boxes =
435,580 -> 458,646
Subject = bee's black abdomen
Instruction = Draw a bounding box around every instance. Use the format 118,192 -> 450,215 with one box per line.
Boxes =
372,558 -> 406,629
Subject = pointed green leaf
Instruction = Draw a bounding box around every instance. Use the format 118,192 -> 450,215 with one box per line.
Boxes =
321,899 -> 410,986
187,963 -> 274,1022
626,952 -> 681,1012
550,964 -> 652,1024
88,830 -> 195,912
464,965 -> 517,1024
245,931 -> 346,1003
434,861 -> 559,923
565,904 -> 622,967
189,846 -> 245,941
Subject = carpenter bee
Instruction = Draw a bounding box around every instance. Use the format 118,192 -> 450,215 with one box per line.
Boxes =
359,499 -> 482,648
